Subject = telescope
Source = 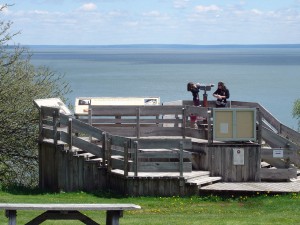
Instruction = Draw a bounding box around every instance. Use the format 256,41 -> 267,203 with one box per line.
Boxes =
198,83 -> 214,91
199,83 -> 214,107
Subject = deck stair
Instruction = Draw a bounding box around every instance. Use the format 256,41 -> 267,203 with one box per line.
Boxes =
69,144 -> 221,189
185,171 -> 222,187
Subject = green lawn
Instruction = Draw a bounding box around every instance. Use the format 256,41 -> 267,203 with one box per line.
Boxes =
0,189 -> 300,225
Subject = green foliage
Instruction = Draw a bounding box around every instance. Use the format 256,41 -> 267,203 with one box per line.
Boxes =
0,4 -> 71,187
292,99 -> 300,130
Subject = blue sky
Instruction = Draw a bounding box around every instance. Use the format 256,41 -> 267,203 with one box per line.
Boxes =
2,0 -> 300,45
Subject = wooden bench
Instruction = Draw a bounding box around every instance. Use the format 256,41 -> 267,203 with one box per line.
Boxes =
0,203 -> 141,225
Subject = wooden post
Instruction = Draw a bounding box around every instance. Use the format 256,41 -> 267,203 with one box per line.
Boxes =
107,137 -> 112,173
39,108 -> 44,143
207,108 -> 212,144
52,109 -> 59,146
182,107 -> 186,139
179,141 -> 183,177
68,118 -> 73,152
88,108 -> 92,142
124,141 -> 129,177
136,107 -> 140,138
102,132 -> 107,167
257,107 -> 262,145
175,113 -> 179,127
133,141 -> 138,177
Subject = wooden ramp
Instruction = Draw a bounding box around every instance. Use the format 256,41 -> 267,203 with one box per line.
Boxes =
111,169 -> 222,188
199,179 -> 300,193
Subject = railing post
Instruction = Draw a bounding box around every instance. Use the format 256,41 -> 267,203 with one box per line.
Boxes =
207,108 -> 213,144
107,137 -> 112,173
257,107 -> 262,145
88,108 -> 92,142
68,118 -> 73,152
133,141 -> 138,177
102,132 -> 107,167
39,108 -> 44,142
52,109 -> 59,146
179,141 -> 184,177
124,141 -> 129,177
136,107 -> 140,138
182,107 -> 186,139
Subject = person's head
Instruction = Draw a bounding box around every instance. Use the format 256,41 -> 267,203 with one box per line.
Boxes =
218,81 -> 225,90
187,82 -> 195,91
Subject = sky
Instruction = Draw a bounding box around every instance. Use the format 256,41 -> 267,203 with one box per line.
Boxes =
2,0 -> 300,45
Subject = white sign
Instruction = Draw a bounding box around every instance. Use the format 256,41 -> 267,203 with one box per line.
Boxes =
233,148 -> 244,165
34,98 -> 72,115
273,149 -> 284,158
220,123 -> 229,134
74,97 -> 160,115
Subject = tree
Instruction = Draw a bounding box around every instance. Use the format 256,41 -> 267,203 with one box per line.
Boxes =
292,99 -> 300,131
0,4 -> 71,187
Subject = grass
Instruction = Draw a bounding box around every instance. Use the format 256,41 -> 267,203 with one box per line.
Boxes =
0,188 -> 300,225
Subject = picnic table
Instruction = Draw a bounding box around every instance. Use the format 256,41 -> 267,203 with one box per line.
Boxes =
0,203 -> 141,225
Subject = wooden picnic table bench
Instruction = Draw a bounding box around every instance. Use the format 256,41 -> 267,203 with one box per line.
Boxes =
0,203 -> 141,225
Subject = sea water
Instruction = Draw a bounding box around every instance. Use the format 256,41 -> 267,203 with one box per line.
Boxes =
27,45 -> 300,130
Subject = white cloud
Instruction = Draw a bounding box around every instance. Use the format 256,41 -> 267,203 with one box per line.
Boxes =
79,3 -> 97,12
195,5 -> 222,13
173,0 -> 189,9
141,11 -> 170,21
142,11 -> 162,17
124,21 -> 139,27
5,1 -> 300,45
31,10 -> 49,15
251,9 -> 263,15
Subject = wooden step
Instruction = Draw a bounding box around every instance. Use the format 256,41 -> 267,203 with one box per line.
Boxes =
185,171 -> 210,181
186,176 -> 222,186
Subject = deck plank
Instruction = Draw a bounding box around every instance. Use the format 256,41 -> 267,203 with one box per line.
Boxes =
200,181 -> 300,192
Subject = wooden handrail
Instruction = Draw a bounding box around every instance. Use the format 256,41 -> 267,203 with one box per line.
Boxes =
39,102 -> 300,179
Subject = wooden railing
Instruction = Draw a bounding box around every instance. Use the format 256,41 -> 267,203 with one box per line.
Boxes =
39,105 -> 197,176
76,105 -> 209,139
39,100 -> 300,178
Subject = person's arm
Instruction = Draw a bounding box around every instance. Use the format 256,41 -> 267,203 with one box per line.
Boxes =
213,90 -> 220,99
213,90 -> 218,98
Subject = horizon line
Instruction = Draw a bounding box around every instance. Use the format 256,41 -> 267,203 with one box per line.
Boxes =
19,43 -> 300,48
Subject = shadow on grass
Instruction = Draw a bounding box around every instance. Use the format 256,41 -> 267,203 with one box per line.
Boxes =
1,184 -> 294,201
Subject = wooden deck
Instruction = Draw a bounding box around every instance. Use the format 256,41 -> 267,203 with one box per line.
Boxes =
37,101 -> 300,196
111,169 -> 210,178
200,178 -> 300,193
112,169 -> 300,193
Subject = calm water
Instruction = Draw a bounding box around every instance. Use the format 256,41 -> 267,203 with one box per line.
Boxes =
28,45 -> 300,129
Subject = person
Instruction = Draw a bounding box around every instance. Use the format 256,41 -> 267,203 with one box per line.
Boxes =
187,82 -> 201,106
187,82 -> 201,128
213,81 -> 230,107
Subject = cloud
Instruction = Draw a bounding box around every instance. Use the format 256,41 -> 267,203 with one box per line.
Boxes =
141,10 -> 170,22
173,0 -> 189,9
79,3 -> 97,12
251,9 -> 263,15
195,5 -> 222,13
6,1 -> 300,45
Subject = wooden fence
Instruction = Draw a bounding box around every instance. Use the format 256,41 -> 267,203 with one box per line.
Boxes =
39,105 -> 199,179
38,101 -> 300,191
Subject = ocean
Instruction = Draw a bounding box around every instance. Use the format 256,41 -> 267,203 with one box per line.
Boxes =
27,45 -> 300,130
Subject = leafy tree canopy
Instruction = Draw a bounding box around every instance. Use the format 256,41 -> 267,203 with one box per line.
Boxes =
292,99 -> 300,131
0,4 -> 71,187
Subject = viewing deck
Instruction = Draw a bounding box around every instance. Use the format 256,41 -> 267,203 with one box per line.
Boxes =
36,99 -> 300,196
